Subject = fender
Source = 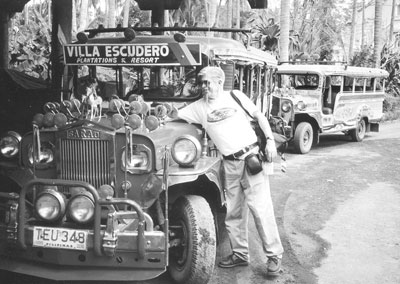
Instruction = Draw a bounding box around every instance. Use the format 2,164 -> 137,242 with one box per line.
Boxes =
156,156 -> 224,205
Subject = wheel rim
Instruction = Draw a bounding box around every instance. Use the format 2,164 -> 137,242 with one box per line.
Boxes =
303,129 -> 311,146
358,120 -> 366,137
171,220 -> 189,270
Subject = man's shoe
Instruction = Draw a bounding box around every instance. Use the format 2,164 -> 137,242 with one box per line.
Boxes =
267,256 -> 281,276
218,254 -> 249,268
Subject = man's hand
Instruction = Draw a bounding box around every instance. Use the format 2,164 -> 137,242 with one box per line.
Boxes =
265,138 -> 277,162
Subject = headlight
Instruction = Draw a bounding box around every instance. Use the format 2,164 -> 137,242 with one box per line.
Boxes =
121,144 -> 152,174
0,131 -> 21,158
171,135 -> 201,167
28,142 -> 54,165
35,189 -> 66,222
281,101 -> 292,113
122,144 -> 152,173
67,191 -> 95,224
296,101 -> 307,111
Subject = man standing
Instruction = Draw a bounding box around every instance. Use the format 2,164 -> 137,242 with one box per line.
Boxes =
178,66 -> 284,277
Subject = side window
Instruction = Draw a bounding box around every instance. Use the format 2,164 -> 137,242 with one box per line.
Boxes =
277,74 -> 294,88
330,75 -> 342,93
293,74 -> 319,90
331,75 -> 343,87
365,78 -> 372,91
343,77 -> 354,91
375,78 -> 383,91
354,78 -> 364,91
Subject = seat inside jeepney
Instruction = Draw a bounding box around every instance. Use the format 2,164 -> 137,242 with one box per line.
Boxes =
322,86 -> 332,114
323,85 -> 340,114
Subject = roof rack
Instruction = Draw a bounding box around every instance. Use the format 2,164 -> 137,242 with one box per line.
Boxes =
84,25 -> 252,38
279,60 -> 347,65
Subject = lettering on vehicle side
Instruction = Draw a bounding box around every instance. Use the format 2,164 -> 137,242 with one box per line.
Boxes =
63,43 -> 201,66
67,128 -> 100,139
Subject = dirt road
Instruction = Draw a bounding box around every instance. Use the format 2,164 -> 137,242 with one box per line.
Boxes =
275,120 -> 400,284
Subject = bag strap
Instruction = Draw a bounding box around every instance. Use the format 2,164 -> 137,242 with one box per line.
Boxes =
229,91 -> 255,120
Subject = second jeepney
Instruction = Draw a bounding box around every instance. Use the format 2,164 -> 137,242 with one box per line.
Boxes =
0,26 -> 277,284
271,63 -> 389,154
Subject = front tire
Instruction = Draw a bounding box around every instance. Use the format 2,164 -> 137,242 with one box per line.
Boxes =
168,195 -> 216,284
293,122 -> 314,154
350,118 -> 366,142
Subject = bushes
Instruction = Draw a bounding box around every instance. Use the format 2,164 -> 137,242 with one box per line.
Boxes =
9,6 -> 51,81
352,45 -> 400,121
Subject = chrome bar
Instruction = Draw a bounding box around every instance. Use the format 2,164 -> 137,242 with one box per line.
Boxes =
59,139 -> 110,189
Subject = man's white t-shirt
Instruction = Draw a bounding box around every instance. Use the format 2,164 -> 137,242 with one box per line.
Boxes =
178,90 -> 258,156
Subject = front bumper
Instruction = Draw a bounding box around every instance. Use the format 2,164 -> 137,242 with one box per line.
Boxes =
0,178 -> 167,281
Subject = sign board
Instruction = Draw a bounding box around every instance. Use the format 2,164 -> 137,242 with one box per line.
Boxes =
63,43 -> 201,66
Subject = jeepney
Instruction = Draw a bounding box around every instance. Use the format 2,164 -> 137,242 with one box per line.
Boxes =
271,63 -> 389,154
0,26 -> 277,284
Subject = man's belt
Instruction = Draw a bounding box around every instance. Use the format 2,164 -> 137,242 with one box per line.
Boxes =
223,142 -> 258,160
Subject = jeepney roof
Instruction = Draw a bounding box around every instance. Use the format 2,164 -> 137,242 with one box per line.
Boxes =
67,35 -> 277,67
277,64 -> 389,78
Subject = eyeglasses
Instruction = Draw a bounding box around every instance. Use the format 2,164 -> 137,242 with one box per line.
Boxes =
198,80 -> 211,86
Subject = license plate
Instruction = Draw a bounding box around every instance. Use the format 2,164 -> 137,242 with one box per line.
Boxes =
33,226 -> 88,251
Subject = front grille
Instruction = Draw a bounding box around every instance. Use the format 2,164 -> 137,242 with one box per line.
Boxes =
59,139 -> 111,189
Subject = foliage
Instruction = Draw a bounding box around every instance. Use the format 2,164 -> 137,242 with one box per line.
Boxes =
380,45 -> 400,119
8,2 -> 52,80
250,15 -> 300,60
352,43 -> 400,120
249,0 -> 346,62
350,45 -> 375,67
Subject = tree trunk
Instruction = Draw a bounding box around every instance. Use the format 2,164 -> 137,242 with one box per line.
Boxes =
79,0 -> 89,31
227,0 -> 232,38
123,0 -> 130,27
104,0 -> 109,28
24,3 -> 29,25
361,0 -> 365,47
0,10 -> 10,69
348,0 -> 357,63
164,10 -> 169,27
206,0 -> 218,36
373,0 -> 383,67
48,0 -> 51,28
279,0 -> 290,64
108,0 -> 116,28
208,0 -> 217,27
234,0 -> 240,40
71,0 -> 77,35
389,0 -> 395,43
214,0 -> 223,32
51,0 -> 73,95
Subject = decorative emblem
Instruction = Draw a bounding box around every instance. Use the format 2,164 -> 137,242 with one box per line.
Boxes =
67,128 -> 100,139
207,108 -> 237,122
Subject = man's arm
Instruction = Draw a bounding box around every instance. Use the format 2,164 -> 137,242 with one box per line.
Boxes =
253,110 -> 277,161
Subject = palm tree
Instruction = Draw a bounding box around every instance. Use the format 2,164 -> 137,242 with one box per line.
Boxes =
79,0 -> 89,31
348,0 -> 357,63
123,0 -> 131,27
373,0 -> 383,67
361,0 -> 365,48
227,0 -> 232,38
108,0 -> 116,28
279,0 -> 290,64
207,0 -> 218,27
389,0 -> 395,43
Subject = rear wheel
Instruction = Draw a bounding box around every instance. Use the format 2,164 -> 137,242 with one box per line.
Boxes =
168,195 -> 216,284
293,122 -> 314,154
350,118 -> 366,142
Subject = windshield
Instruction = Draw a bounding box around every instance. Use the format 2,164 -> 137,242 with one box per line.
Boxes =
75,65 -> 201,102
278,74 -> 320,90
